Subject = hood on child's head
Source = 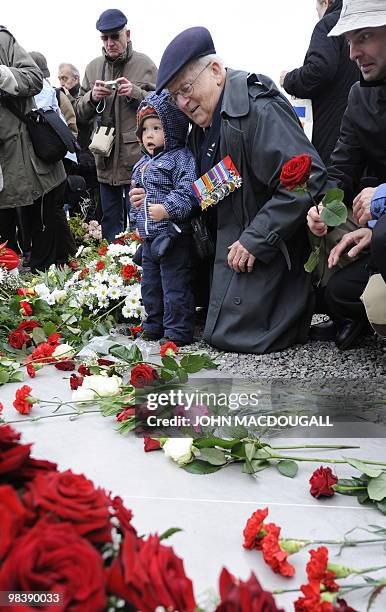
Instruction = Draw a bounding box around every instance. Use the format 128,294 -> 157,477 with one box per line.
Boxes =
135,90 -> 190,152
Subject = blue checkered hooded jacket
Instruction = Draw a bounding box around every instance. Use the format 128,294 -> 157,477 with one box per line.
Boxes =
131,90 -> 198,239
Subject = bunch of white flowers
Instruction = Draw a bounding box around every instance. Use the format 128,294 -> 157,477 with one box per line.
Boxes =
83,220 -> 102,241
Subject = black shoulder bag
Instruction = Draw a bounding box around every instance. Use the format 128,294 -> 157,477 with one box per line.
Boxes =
3,97 -> 76,163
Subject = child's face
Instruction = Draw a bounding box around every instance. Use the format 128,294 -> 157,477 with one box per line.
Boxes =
141,117 -> 165,154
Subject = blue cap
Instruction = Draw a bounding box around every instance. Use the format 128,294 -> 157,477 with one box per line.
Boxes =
96,9 -> 127,33
156,26 -> 216,93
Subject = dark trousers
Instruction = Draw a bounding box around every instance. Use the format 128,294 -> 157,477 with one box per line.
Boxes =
141,236 -> 195,342
0,181 -> 76,271
325,216 -> 386,324
99,183 -> 131,243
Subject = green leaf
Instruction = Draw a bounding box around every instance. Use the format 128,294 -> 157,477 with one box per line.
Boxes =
159,527 -> 183,541
10,370 -> 25,383
182,460 -> 222,474
109,344 -> 143,364
376,499 -> 386,515
357,492 -> 370,504
344,458 -> 383,479
320,199 -> 348,227
242,459 -> 270,474
0,370 -> 10,384
276,460 -> 298,478
245,442 -> 256,462
79,317 -> 93,331
180,354 -> 207,373
161,355 -> 179,371
304,246 -> 321,273
32,326 -> 47,345
194,437 -> 239,449
160,368 -> 175,381
33,299 -> 52,316
177,368 -> 188,383
42,321 -> 57,337
367,473 -> 386,502
198,448 -> 227,465
322,187 -> 344,205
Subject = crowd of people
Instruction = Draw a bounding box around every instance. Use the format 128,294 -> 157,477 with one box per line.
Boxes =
0,0 -> 385,353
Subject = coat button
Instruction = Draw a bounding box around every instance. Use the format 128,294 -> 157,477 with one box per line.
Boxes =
234,297 -> 241,305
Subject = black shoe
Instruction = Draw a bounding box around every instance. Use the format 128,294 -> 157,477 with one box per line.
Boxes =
139,331 -> 163,341
160,337 -> 192,347
335,320 -> 365,351
309,319 -> 337,341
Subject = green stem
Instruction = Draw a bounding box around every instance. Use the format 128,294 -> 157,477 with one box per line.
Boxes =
92,297 -> 126,323
270,444 -> 360,451
267,453 -> 386,466
286,537 -> 386,546
4,410 -> 102,424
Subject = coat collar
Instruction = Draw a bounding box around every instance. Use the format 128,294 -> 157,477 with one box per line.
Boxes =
220,69 -> 250,118
103,40 -> 133,65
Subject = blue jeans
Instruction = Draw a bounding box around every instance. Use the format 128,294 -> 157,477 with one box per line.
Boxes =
99,183 -> 131,243
141,236 -> 195,342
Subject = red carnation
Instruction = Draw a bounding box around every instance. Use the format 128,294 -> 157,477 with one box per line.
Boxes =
310,466 -> 338,498
216,568 -> 284,612
20,300 -> 33,316
96,260 -> 105,271
144,437 -> 161,452
70,373 -> 84,390
26,362 -> 36,378
121,264 -> 140,279
47,332 -> 61,346
0,241 -> 20,270
98,246 -> 108,256
31,342 -> 55,364
68,259 -> 79,270
130,363 -> 159,388
160,341 -> 178,358
78,364 -> 91,376
8,329 -> 31,349
97,358 -> 114,366
307,547 -> 339,592
129,324 -> 142,337
116,407 -> 135,422
13,385 -> 34,415
243,507 -> 269,549
79,266 -> 90,279
280,154 -> 312,191
55,359 -> 76,371
261,523 -> 295,577
17,320 -> 40,332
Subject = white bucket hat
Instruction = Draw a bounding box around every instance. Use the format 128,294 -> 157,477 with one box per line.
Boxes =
329,0 -> 386,37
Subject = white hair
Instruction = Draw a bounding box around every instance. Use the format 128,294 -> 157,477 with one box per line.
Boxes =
58,62 -> 80,79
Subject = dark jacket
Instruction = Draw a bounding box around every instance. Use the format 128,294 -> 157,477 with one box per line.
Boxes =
75,42 -> 157,186
283,0 -> 359,165
327,81 -> 386,205
190,70 -> 327,354
131,91 -> 197,239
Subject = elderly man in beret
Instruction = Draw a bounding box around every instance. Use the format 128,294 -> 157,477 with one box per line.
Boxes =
75,9 -> 157,242
130,27 -> 328,354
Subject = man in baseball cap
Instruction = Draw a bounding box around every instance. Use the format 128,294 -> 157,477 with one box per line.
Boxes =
307,0 -> 386,348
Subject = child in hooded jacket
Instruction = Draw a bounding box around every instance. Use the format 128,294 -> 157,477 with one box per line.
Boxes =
131,90 -> 198,345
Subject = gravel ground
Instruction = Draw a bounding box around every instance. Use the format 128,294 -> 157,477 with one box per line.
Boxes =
188,315 -> 385,379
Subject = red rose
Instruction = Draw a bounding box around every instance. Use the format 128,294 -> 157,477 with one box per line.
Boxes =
17,320 -> 40,332
97,358 -> 114,366
309,466 -> 338,498
121,264 -> 140,279
0,402 -> 3,413
68,259 -> 79,270
280,154 -> 312,190
116,407 -> 135,422
0,519 -> 106,611
20,300 -> 33,316
129,324 -> 143,337
0,241 -> 20,270
17,288 -> 35,297
23,470 -> 112,543
242,507 -> 269,550
130,363 -> 159,388
8,329 -> 31,349
107,532 -> 197,612
70,373 -> 84,390
0,425 -> 57,485
160,341 -> 178,358
96,260 -> 105,271
0,485 -> 26,561
111,496 -> 137,535
55,359 -> 76,371
13,385 -> 34,415
144,437 -> 161,452
78,364 -> 91,376
216,568 -> 284,612
47,332 -> 61,346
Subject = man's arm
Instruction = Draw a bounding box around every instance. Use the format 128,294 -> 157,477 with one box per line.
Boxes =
0,31 -> 42,97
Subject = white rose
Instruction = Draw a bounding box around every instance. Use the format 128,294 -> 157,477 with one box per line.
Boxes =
163,438 -> 194,466
52,289 -> 67,304
82,374 -> 122,397
71,387 -> 96,402
52,343 -> 75,359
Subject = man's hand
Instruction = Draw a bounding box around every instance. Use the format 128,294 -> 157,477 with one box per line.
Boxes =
307,205 -> 328,236
148,204 -> 169,222
227,240 -> 255,273
279,70 -> 288,87
91,80 -> 113,102
116,77 -> 133,97
129,183 -> 145,209
328,227 -> 372,268
352,187 -> 376,225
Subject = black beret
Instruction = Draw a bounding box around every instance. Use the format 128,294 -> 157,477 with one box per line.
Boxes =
96,9 -> 127,33
156,26 -> 216,93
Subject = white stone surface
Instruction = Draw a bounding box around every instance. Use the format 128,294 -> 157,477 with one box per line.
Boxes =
1,358 -> 385,611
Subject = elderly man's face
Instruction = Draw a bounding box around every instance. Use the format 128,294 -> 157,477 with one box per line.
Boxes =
58,65 -> 79,90
101,28 -> 130,60
168,61 -> 224,128
346,25 -> 386,81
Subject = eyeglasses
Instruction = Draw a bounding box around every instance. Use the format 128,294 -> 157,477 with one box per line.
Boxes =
168,62 -> 211,106
100,31 -> 121,42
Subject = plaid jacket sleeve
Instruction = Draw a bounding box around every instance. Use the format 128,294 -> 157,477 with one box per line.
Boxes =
162,149 -> 199,222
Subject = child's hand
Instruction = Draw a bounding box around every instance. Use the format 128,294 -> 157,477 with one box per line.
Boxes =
148,204 -> 169,221
129,181 -> 145,209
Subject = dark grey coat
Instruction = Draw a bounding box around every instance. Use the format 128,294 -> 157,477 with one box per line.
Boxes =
191,70 -> 327,354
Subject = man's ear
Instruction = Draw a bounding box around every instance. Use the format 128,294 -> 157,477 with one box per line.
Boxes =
211,61 -> 225,85
126,29 -> 131,43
